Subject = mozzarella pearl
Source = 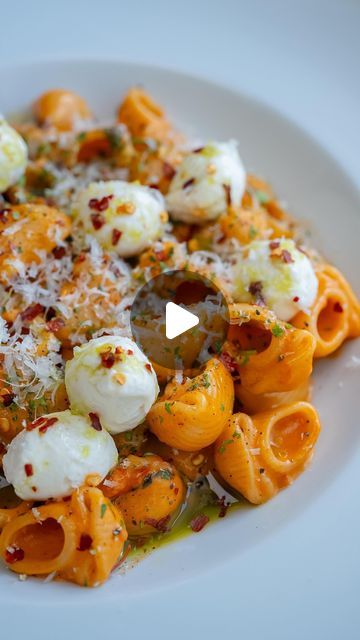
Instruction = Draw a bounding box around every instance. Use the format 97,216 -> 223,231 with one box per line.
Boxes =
3,410 -> 117,500
166,141 -> 246,224
65,336 -> 159,435
0,117 -> 28,193
232,238 -> 318,321
74,180 -> 166,257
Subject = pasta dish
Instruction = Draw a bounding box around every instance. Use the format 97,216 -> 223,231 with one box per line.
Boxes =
0,87 -> 359,587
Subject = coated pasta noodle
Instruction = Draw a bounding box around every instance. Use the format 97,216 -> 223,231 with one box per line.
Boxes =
0,85 -> 358,587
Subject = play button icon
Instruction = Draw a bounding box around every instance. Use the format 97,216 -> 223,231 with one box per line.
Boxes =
165,302 -> 199,340
130,269 -> 229,373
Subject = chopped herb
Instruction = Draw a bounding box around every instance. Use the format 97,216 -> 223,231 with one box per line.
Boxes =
255,190 -> 270,205
213,339 -> 222,354
218,439 -> 233,454
164,402 -> 173,415
100,504 -> 107,519
202,373 -> 211,388
249,224 -> 257,239
157,468 -> 172,481
271,324 -> 284,337
105,128 -> 123,150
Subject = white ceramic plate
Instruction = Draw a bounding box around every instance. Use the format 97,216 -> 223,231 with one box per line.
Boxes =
1,60 -> 359,635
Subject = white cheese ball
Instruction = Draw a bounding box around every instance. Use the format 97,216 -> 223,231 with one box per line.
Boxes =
74,180 -> 166,257
3,410 -> 117,500
232,238 -> 318,321
166,141 -> 246,224
0,117 -> 28,192
65,336 -> 159,435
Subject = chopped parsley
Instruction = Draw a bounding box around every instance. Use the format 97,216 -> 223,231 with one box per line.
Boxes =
249,224 -> 257,239
255,190 -> 270,205
218,439 -> 233,454
164,402 -> 174,415
271,324 -> 285,337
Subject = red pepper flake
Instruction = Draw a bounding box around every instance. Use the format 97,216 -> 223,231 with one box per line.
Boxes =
20,303 -> 44,322
269,240 -> 280,250
90,212 -> 105,230
2,392 -> 14,407
293,296 -> 300,302
281,249 -> 294,264
100,350 -> 115,368
163,161 -> 176,180
155,250 -> 167,261
52,246 -> 66,259
333,302 -> 343,313
0,208 -> 12,223
77,533 -> 93,551
46,317 -> 65,332
31,486 -> 37,492
27,416 -> 58,432
220,351 -> 240,377
24,463 -> 33,477
145,363 -> 152,373
89,412 -> 102,431
190,513 -> 210,532
249,281 -> 265,306
183,177 -> 195,189
127,349 -> 134,355
38,417 -> 59,434
5,545 -> 25,565
193,147 -> 204,153
144,515 -> 171,533
217,495 -> 230,518
89,194 -> 113,212
112,228 -> 122,246
223,184 -> 231,206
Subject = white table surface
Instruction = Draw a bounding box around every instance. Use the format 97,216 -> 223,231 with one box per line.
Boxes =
0,1 -> 359,638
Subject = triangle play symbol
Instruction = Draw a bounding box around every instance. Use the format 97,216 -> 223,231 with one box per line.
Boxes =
165,302 -> 199,340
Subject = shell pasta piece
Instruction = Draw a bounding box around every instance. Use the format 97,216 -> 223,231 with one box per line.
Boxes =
292,264 -> 360,357
33,89 -> 92,131
147,359 -> 234,451
214,401 -> 321,504
235,380 -> 310,415
117,88 -> 170,140
0,487 -> 127,587
101,454 -> 185,536
0,502 -> 32,533
0,502 -> 77,577
0,204 -> 71,284
222,304 -> 316,395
